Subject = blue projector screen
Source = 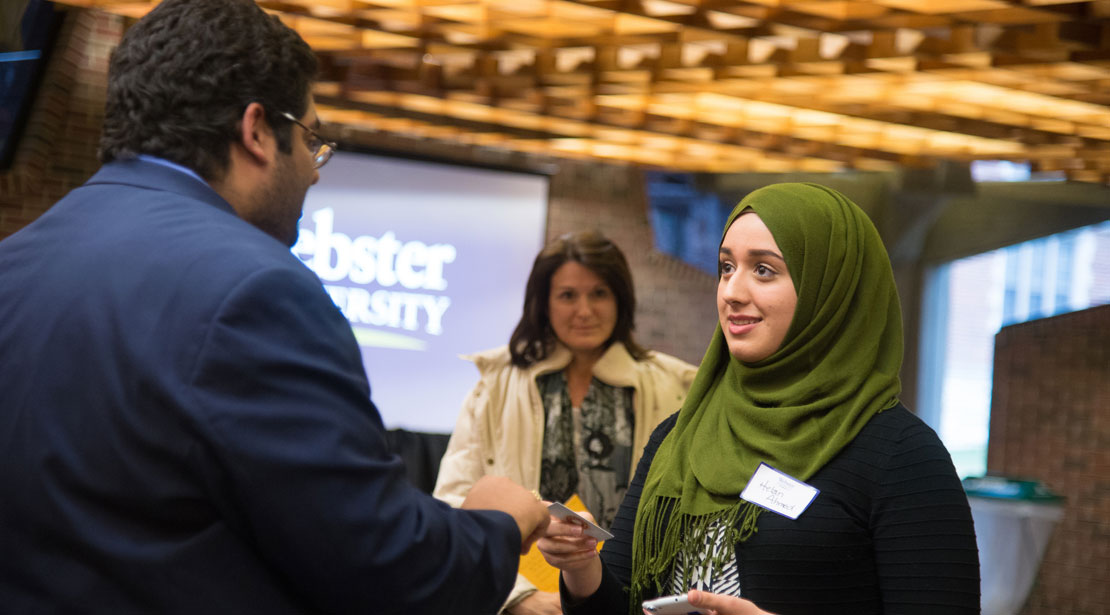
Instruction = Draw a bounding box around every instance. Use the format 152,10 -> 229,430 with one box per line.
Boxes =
292,151 -> 548,432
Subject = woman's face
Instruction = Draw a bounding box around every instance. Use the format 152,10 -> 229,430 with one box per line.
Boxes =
548,261 -> 618,358
717,212 -> 798,363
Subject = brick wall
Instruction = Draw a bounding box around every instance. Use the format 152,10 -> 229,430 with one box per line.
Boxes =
989,304 -> 1110,615
0,7 -> 715,365
0,9 -> 120,237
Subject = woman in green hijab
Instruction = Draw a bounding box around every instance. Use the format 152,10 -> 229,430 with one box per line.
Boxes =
537,183 -> 979,614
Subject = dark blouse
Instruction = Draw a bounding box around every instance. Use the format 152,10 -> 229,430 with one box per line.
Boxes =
562,405 -> 981,614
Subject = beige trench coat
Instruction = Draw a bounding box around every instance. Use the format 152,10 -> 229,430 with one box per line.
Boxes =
432,341 -> 697,612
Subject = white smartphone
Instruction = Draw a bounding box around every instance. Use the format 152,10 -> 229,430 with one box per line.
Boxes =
546,502 -> 614,541
642,593 -> 708,615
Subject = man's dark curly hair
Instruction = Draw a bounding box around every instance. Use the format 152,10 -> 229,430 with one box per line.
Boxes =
98,0 -> 317,180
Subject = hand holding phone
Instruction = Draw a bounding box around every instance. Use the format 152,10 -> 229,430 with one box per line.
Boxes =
546,502 -> 614,541
642,593 -> 708,615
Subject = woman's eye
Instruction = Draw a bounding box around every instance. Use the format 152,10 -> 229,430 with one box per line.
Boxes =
718,261 -> 734,276
755,264 -> 773,277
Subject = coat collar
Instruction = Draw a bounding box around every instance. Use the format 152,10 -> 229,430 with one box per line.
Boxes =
85,158 -> 238,219
467,341 -> 643,388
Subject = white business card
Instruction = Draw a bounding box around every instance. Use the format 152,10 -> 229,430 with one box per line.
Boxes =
547,502 -> 614,541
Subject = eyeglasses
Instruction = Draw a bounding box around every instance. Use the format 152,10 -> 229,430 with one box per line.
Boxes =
280,111 -> 336,169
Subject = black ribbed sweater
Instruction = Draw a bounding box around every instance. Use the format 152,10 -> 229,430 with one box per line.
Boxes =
562,405 -> 980,614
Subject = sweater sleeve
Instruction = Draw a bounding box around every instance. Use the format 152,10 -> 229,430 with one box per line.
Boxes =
871,411 -> 981,613
563,413 -> 679,615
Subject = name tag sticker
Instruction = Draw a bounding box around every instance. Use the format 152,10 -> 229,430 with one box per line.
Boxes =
739,463 -> 819,520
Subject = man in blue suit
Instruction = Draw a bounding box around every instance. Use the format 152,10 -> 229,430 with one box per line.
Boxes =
0,1 -> 551,613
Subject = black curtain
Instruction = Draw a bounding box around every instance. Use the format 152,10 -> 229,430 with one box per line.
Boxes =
384,429 -> 452,494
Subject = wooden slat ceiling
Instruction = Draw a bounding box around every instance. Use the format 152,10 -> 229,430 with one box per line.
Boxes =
58,0 -> 1110,182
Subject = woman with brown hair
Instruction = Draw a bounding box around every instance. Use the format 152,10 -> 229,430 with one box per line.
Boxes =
434,230 -> 697,615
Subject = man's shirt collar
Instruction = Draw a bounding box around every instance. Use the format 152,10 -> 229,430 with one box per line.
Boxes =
136,155 -> 207,186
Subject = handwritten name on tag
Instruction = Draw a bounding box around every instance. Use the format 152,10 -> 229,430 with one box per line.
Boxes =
739,463 -> 819,520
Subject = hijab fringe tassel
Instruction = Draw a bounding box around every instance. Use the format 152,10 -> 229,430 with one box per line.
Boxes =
629,498 -> 761,615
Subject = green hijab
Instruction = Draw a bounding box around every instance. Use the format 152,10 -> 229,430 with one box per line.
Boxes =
630,183 -> 904,606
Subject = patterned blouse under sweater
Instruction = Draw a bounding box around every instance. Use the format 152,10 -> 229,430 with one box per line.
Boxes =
537,370 -> 635,530
669,521 -> 742,597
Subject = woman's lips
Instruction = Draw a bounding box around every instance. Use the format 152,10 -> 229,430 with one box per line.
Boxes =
726,316 -> 759,335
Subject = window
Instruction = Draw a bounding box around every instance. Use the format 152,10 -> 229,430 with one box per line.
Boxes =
645,172 -> 734,275
918,220 -> 1110,479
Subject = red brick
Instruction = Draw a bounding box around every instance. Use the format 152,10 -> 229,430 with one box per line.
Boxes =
998,306 -> 1110,615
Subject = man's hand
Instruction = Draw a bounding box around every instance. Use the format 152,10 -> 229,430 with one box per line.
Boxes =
506,591 -> 562,615
461,476 -> 550,554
